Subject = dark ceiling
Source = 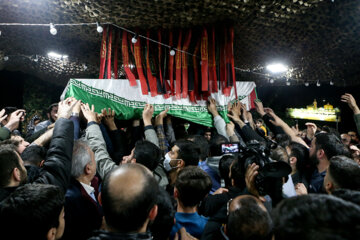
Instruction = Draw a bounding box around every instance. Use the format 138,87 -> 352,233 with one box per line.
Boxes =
0,0 -> 359,87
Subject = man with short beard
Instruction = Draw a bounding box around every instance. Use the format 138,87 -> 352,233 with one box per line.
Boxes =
307,132 -> 349,193
34,103 -> 58,133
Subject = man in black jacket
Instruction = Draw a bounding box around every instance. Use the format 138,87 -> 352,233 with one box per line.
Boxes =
0,98 -> 76,201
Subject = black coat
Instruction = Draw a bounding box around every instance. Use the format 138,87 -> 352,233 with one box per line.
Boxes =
0,118 -> 74,202
63,177 -> 103,240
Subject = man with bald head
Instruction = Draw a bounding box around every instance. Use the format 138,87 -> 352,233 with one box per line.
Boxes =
89,163 -> 159,240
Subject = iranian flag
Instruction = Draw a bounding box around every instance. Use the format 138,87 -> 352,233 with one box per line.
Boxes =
61,79 -> 256,127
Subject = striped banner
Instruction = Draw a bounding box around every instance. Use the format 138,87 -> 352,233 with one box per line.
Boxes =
61,79 -> 256,127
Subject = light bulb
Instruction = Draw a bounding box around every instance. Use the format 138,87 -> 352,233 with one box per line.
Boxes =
170,49 -> 176,56
305,82 -> 309,87
3,56 -> 9,61
50,23 -> 57,35
286,81 -> 290,86
269,79 -> 274,84
316,81 -> 321,87
33,55 -> 38,62
83,64 -> 87,70
330,81 -> 334,86
96,22 -> 103,33
131,33 -> 138,44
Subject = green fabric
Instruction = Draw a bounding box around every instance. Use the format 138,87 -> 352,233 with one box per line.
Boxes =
0,127 -> 10,141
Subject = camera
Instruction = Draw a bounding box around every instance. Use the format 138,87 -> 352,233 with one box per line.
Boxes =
239,140 -> 291,202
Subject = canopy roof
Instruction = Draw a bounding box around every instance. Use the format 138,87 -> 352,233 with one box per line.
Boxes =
0,0 -> 359,86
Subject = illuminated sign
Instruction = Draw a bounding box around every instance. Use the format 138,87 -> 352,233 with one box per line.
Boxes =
287,99 -> 340,122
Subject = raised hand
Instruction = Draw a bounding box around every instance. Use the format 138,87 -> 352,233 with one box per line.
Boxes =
341,93 -> 360,114
57,97 -> 79,119
0,109 -> 8,123
80,103 -> 97,123
5,109 -> 26,131
155,108 -> 169,126
207,98 -> 219,117
226,121 -> 236,137
102,108 -> 117,130
254,99 -> 266,116
142,104 -> 154,126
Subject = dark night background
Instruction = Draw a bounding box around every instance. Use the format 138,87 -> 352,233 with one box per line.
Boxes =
1,70 -> 360,135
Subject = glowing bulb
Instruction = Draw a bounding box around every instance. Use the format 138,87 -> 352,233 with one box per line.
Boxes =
96,22 -> 103,33
170,49 -> 176,56
316,81 -> 321,87
3,56 -> 9,61
269,79 -> 274,84
33,55 -> 38,62
305,82 -> 309,87
286,81 -> 290,86
50,23 -> 57,35
266,63 -> 288,73
131,34 -> 138,44
83,64 -> 87,70
330,80 -> 334,86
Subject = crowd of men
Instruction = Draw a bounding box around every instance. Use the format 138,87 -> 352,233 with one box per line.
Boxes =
0,93 -> 360,240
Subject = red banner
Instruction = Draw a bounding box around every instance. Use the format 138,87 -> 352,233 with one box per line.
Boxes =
106,26 -> 112,79
229,27 -> 237,98
133,37 -> 149,95
220,28 -> 227,95
190,39 -> 201,102
169,32 -> 175,95
99,26 -> 107,79
209,27 -> 218,93
175,30 -> 182,99
146,31 -> 158,97
182,30 -> 192,98
114,30 -> 119,79
201,27 -> 209,92
121,31 -> 137,86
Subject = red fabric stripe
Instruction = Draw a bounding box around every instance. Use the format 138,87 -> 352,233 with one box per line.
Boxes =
209,27 -> 218,92
133,37 -> 149,95
201,27 -> 209,92
146,31 -> 158,97
229,27 -> 237,98
121,31 -> 137,86
175,30 -> 182,99
220,28 -> 227,95
169,32 -> 175,95
182,30 -> 192,99
106,26 -> 112,79
193,39 -> 201,101
114,30 -> 119,79
99,26 -> 107,79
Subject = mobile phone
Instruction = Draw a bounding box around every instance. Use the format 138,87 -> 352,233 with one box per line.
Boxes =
221,143 -> 239,154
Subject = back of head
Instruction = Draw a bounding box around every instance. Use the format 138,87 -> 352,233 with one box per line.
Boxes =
332,189 -> 360,206
227,195 -> 272,240
175,166 -> 212,207
270,146 -> 289,163
289,142 -> 309,173
230,157 -> 246,189
101,163 -> 159,233
272,194 -> 360,240
209,134 -> 228,157
134,140 -> 161,171
275,134 -> 291,149
328,155 -> 360,191
0,145 -> 22,187
150,189 -> 176,240
71,140 -> 92,178
175,139 -> 200,166
187,135 -> 209,161
21,145 -> 46,166
219,154 -> 236,188
0,183 -> 64,240
315,133 -> 350,160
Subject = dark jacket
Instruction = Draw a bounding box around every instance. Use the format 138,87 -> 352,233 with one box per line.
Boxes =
88,231 -> 153,240
63,177 -> 103,240
0,118 -> 74,201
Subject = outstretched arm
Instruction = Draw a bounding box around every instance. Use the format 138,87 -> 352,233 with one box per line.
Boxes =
207,98 -> 229,140
341,93 -> 360,136
265,108 -> 308,148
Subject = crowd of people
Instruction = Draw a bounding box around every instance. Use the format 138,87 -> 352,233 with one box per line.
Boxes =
0,92 -> 360,240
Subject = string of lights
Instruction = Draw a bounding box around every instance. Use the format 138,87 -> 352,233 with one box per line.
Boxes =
0,22 -> 335,86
